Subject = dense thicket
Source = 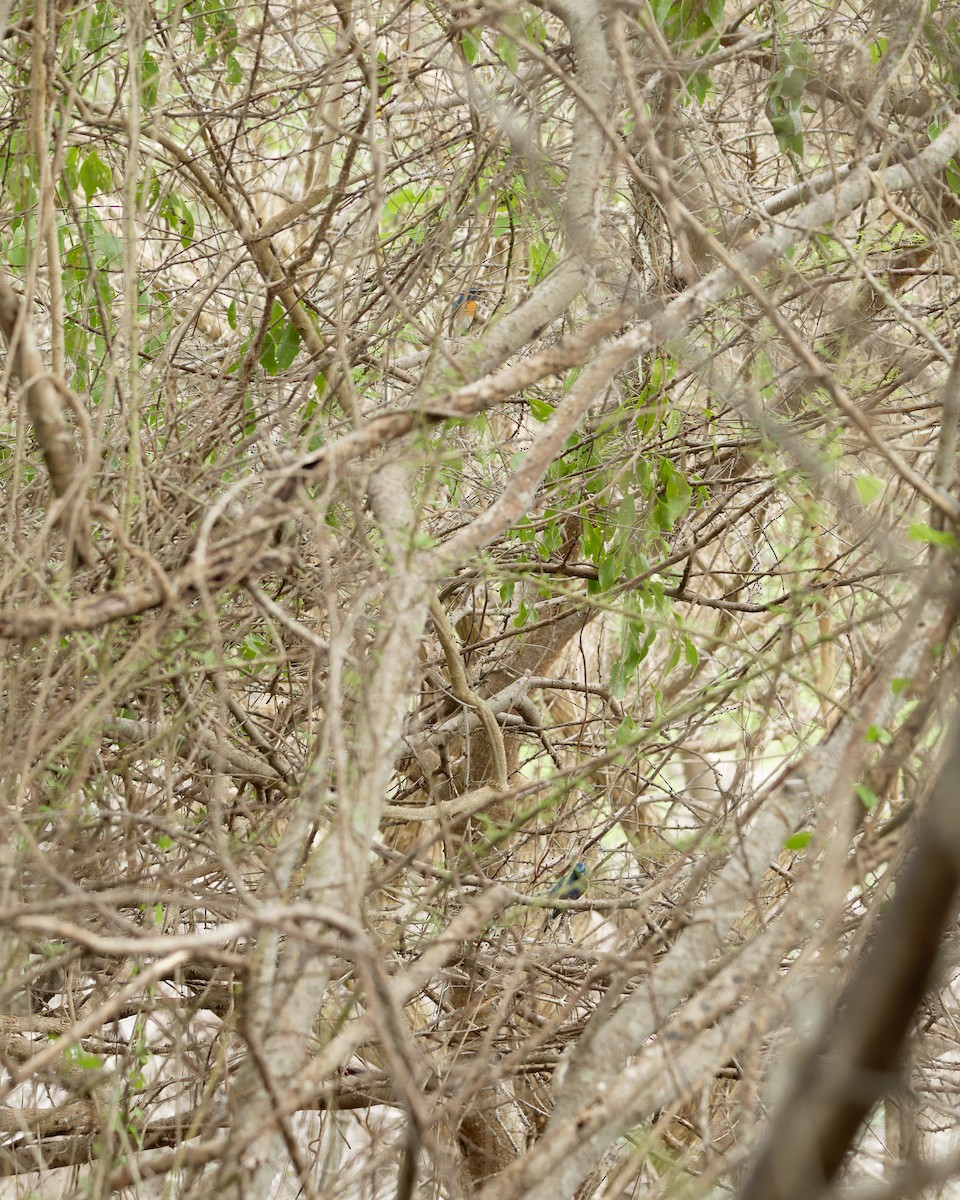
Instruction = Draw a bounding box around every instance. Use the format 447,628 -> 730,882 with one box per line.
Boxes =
2,1 -> 960,1197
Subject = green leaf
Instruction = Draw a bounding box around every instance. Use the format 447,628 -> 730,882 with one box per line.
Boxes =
514,600 -> 534,628
581,520 -> 604,560
854,782 -> 879,810
616,492 -> 636,538
260,331 -> 278,375
598,552 -> 620,592
529,397 -> 554,422
653,461 -> 692,530
461,27 -> 482,63
158,192 -> 196,248
784,831 -> 812,851
529,240 -> 558,284
79,151 -> 113,201
689,71 -> 711,104
613,714 -> 638,746
141,50 -> 159,109
94,228 -> 123,265
704,0 -> 725,27
768,108 -> 804,155
854,474 -> 884,505
869,36 -> 888,62
611,616 -> 655,696
86,1 -> 117,52
865,724 -> 893,745
664,466 -> 692,523
175,198 -> 195,248
64,1046 -> 102,1071
63,146 -> 81,193
650,0 -> 672,28
376,51 -> 394,99
156,833 -> 173,851
384,185 -> 433,215
536,519 -> 562,561
276,319 -> 301,369
785,39 -> 810,66
779,66 -> 807,100
908,522 -> 958,549
6,226 -> 27,267
497,33 -> 519,73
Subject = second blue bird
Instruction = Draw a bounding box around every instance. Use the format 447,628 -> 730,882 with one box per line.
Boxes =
547,861 -> 587,920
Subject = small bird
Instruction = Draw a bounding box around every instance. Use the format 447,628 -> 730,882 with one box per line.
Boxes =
547,861 -> 587,921
449,286 -> 481,336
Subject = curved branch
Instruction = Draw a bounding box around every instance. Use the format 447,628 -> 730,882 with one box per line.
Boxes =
0,269 -> 94,561
430,595 -> 509,790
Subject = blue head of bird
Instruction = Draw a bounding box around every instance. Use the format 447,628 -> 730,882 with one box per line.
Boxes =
548,861 -> 587,919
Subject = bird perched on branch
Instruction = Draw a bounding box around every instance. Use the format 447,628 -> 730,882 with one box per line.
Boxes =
547,861 -> 587,920
449,286 -> 481,336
